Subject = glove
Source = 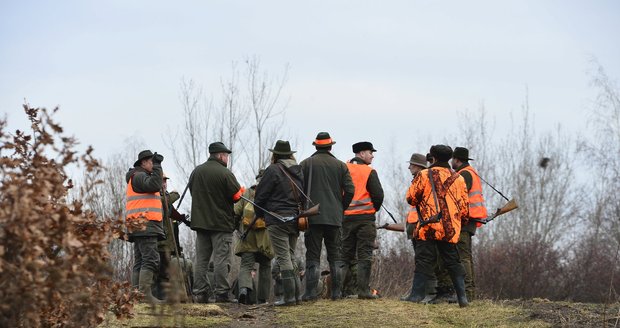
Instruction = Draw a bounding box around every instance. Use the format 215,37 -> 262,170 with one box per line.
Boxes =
153,152 -> 164,163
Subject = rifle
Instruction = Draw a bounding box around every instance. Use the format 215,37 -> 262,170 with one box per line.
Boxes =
239,195 -> 320,240
381,205 -> 398,224
162,188 -> 193,302
466,169 -> 519,224
377,222 -> 405,232
471,198 -> 518,224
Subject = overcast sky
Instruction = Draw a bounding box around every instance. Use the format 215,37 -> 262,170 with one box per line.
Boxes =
1,1 -> 619,188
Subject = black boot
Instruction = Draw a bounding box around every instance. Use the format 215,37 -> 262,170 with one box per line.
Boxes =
294,271 -> 302,305
275,270 -> 297,306
238,287 -> 251,305
330,261 -> 345,300
450,273 -> 469,308
357,261 -> 378,299
302,261 -> 319,301
403,272 -> 428,303
428,286 -> 457,304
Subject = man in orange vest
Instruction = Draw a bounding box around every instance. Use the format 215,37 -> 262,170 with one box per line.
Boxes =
342,142 -> 384,299
451,147 -> 488,301
403,145 -> 470,307
404,153 -> 428,243
126,150 -> 165,303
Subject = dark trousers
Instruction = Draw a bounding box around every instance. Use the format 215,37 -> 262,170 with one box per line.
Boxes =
304,224 -> 342,263
457,230 -> 475,297
414,239 -> 465,278
342,220 -> 376,263
131,236 -> 160,287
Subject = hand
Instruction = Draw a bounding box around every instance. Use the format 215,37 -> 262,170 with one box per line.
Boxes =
153,152 -> 164,163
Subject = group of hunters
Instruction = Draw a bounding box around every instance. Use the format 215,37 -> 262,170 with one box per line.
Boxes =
125,131 -> 487,308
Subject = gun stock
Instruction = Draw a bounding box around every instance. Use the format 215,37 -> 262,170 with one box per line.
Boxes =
492,198 -> 518,219
377,223 -> 405,232
297,204 -> 320,218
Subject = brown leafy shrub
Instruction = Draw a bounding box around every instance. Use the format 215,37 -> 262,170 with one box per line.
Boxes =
0,105 -> 139,327
475,236 -> 564,300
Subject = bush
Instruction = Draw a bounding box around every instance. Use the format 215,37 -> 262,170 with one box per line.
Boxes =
0,105 -> 139,327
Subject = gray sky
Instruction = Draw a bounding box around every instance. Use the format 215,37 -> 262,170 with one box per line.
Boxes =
2,0 -> 619,188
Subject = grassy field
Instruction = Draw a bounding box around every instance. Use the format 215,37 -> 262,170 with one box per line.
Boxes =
100,298 -> 620,327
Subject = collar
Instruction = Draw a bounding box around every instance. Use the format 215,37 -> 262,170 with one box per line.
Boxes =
349,156 -> 369,165
312,149 -> 335,158
208,157 -> 227,167
430,162 -> 451,169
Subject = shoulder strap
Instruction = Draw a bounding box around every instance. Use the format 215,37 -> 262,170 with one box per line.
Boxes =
428,169 -> 440,212
277,163 -> 303,206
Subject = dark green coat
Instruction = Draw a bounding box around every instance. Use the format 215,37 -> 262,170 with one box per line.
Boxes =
300,150 -> 355,226
189,157 -> 242,233
125,165 -> 165,241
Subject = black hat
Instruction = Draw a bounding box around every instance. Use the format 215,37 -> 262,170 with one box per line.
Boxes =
209,142 -> 232,154
430,145 -> 453,162
134,150 -> 154,167
426,153 -> 433,162
352,141 -> 377,153
453,147 -> 473,161
269,140 -> 296,155
312,132 -> 336,148
407,153 -> 427,168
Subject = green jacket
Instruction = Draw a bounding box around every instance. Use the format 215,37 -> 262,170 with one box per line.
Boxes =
158,191 -> 180,252
233,188 -> 274,259
300,150 -> 355,226
125,165 -> 165,241
189,157 -> 242,233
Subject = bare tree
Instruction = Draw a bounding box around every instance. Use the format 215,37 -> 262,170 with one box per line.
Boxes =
215,62 -> 248,170
244,56 -> 290,173
164,78 -> 212,183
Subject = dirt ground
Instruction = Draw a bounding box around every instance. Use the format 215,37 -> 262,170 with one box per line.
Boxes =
101,298 -> 620,328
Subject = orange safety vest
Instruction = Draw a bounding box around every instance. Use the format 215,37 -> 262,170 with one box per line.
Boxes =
345,162 -> 376,216
406,205 -> 419,224
459,166 -> 488,225
126,178 -> 163,222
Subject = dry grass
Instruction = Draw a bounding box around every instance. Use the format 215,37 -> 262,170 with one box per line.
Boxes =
276,299 -> 549,328
100,303 -> 231,327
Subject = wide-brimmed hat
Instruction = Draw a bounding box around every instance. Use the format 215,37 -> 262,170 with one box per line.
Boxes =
134,150 -> 154,167
352,141 -> 377,153
430,145 -> 453,162
209,142 -> 232,154
269,140 -> 296,155
453,147 -> 474,161
312,132 -> 336,148
407,153 -> 427,168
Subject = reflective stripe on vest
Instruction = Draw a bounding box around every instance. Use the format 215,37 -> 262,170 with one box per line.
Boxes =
126,178 -> 163,222
345,162 -> 376,216
406,205 -> 419,223
459,166 -> 488,219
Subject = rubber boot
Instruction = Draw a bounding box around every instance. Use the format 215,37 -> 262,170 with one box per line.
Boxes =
139,270 -> 163,304
330,261 -> 345,300
275,270 -> 296,306
302,261 -> 319,301
450,273 -> 469,308
238,287 -> 250,305
357,261 -> 378,299
294,272 -> 302,305
403,272 -> 428,303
